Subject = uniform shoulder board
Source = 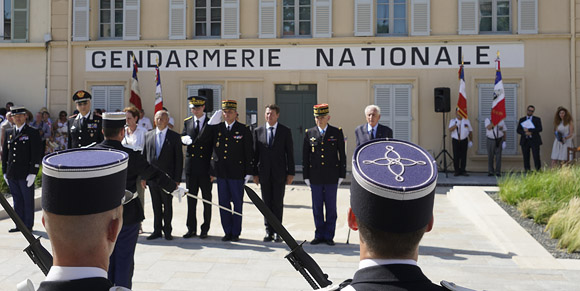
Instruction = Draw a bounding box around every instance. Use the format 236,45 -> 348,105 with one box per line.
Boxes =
339,127 -> 343,131
441,280 -> 476,291
68,114 -> 78,119
305,129 -> 309,133
184,116 -> 193,121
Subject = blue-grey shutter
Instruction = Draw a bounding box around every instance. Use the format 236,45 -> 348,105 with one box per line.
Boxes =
222,0 -> 239,39
313,0 -> 332,38
411,0 -> 430,36
92,86 -> 125,112
518,0 -> 538,34
73,0 -> 90,41
374,84 -> 412,141
458,0 -> 477,35
123,0 -> 140,40
259,0 -> 277,38
12,0 -> 29,42
169,0 -> 187,40
354,0 -> 373,36
91,87 -> 108,111
375,85 -> 392,129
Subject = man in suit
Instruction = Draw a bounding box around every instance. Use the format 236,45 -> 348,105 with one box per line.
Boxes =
355,104 -> 393,146
253,104 -> 295,243
2,106 -> 41,232
38,148 -> 128,291
303,104 -> 346,246
67,90 -> 104,149
97,112 -> 181,288
330,138 -> 463,290
517,105 -> 543,171
181,96 -> 214,239
212,100 -> 253,242
142,110 -> 183,240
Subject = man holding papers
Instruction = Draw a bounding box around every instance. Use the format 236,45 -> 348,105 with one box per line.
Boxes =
517,105 -> 543,171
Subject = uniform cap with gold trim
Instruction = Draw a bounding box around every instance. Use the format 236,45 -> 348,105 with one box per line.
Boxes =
313,104 -> 329,116
221,100 -> 237,110
188,96 -> 207,108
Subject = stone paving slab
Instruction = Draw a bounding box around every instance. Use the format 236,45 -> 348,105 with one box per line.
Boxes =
1,184 -> 580,290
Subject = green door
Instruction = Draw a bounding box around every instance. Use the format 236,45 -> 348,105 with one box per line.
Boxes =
275,85 -> 317,167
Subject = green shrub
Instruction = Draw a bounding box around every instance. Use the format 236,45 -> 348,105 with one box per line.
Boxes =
547,197 -> 580,253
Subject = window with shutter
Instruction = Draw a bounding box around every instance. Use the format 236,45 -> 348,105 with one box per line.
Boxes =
458,0 -> 477,34
73,0 -> 90,41
374,84 -> 412,141
186,84 -> 223,117
221,0 -> 239,39
354,0 -> 373,36
259,0 -> 277,38
123,0 -> 140,40
411,0 -> 430,36
518,0 -> 537,34
195,0 -> 221,38
313,0 -> 332,38
169,0 -> 186,40
477,83 -> 517,155
283,0 -> 312,37
11,0 -> 27,42
377,0 -> 407,36
92,86 -> 125,113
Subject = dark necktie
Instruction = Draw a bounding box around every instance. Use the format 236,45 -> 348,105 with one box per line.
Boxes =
268,127 -> 274,148
81,117 -> 87,128
228,125 -> 231,132
195,120 -> 200,135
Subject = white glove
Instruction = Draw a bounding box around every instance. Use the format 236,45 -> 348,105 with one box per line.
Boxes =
3,174 -> 8,187
502,141 -> 507,150
26,174 -> 35,188
468,141 -> 473,149
208,110 -> 223,125
244,174 -> 252,184
338,178 -> 344,186
181,135 -> 193,145
171,186 -> 187,203
304,179 -> 310,186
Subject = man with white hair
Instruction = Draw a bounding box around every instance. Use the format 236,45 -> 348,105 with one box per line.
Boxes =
354,105 -> 393,146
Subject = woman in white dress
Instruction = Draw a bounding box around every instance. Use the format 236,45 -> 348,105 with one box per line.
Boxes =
551,106 -> 574,167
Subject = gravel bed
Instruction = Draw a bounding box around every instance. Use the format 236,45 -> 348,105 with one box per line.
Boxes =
487,192 -> 580,260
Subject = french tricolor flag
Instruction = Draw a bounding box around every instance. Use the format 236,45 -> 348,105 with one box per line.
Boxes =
491,52 -> 506,125
129,56 -> 142,110
154,62 -> 163,114
456,63 -> 468,119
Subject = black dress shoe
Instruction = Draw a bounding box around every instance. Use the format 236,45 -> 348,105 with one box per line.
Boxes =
263,234 -> 274,242
496,173 -> 502,177
310,238 -> 324,245
274,234 -> 283,243
165,234 -> 174,240
183,231 -> 196,239
199,232 -> 208,239
231,235 -> 240,242
462,172 -> 470,176
147,232 -> 162,240
325,239 -> 335,246
221,234 -> 232,241
8,228 -> 20,233
488,173 -> 494,176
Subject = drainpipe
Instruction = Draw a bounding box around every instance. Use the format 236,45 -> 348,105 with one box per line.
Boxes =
67,0 -> 73,114
571,0 -> 577,145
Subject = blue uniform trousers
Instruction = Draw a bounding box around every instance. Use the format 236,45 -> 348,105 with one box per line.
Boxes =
108,223 -> 140,289
217,178 -> 244,236
8,179 -> 34,229
310,183 -> 338,240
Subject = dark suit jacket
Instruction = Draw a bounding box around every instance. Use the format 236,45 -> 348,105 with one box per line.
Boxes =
253,123 -> 295,182
37,277 -> 114,291
355,123 -> 393,146
346,264 -> 446,291
2,124 -> 41,179
212,121 -> 253,179
143,128 -> 183,182
302,125 -> 346,184
182,115 -> 213,175
67,112 -> 103,149
517,116 -> 543,146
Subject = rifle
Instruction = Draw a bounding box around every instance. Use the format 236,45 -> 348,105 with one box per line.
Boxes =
244,186 -> 332,289
0,192 -> 53,275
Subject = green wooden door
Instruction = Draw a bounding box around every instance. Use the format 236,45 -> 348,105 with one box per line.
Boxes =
275,85 -> 317,166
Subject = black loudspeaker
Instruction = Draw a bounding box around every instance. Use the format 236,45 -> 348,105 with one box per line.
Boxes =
434,87 -> 451,113
198,89 -> 214,112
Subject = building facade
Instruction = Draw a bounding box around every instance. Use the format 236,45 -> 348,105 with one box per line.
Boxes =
5,0 -> 578,172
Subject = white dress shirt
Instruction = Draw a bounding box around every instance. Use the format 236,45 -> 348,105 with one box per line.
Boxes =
448,118 -> 472,140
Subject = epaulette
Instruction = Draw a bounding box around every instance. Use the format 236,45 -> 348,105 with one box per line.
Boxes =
184,116 -> 193,121
339,127 -> 342,131
305,129 -> 308,133
441,280 -> 476,291
68,114 -> 78,119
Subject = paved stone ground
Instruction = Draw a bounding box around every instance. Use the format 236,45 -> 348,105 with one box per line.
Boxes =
1,184 -> 580,290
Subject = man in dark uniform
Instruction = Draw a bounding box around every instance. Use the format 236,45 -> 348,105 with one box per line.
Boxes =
96,112 -> 181,288
253,104 -> 295,242
329,138 -> 465,290
142,110 -> 183,240
2,106 -> 41,232
181,96 -> 214,239
517,105 -> 543,171
354,104 -> 393,146
38,148 -> 130,291
302,104 -> 346,246
67,90 -> 104,149
211,100 -> 253,242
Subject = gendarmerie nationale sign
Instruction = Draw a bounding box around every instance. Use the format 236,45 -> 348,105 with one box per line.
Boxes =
86,43 -> 524,72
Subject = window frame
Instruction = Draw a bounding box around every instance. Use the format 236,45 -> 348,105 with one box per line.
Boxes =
99,0 -> 124,39
376,0 -> 408,36
194,0 -> 221,38
282,0 -> 312,38
478,0 -> 511,34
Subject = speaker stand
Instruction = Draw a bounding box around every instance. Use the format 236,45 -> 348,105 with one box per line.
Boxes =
434,112 -> 454,178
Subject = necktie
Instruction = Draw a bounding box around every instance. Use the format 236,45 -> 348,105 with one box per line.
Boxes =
196,120 -> 200,134
81,117 -> 87,127
156,131 -> 163,158
228,125 -> 231,131
268,127 -> 274,147
320,129 -> 325,137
